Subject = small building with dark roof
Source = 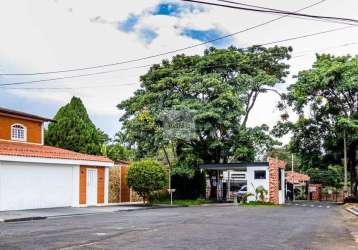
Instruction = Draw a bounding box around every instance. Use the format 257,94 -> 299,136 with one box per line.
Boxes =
199,159 -> 286,205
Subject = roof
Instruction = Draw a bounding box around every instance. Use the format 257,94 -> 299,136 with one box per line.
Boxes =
114,160 -> 131,166
286,172 -> 310,184
0,140 -> 112,163
199,162 -> 269,170
0,107 -> 54,122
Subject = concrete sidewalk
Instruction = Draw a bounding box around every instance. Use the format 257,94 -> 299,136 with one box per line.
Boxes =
345,203 -> 358,216
0,204 -> 144,222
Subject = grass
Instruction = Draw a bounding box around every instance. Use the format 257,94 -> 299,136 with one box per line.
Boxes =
239,201 -> 279,207
150,198 -> 209,206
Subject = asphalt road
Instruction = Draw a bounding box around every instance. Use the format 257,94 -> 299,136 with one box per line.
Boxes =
0,202 -> 357,250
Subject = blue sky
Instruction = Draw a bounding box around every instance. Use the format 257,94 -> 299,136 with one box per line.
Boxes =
118,2 -> 213,45
152,2 -> 203,16
0,1 -> 230,138
2,0 -> 358,142
118,14 -> 139,33
0,90 -> 119,136
153,3 -> 183,16
181,28 -> 233,47
139,28 -> 158,44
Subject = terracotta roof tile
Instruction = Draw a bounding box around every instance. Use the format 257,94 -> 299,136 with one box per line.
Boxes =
0,140 -> 112,163
286,172 -> 310,184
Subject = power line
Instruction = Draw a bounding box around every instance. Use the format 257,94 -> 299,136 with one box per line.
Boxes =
0,25 -> 352,87
1,82 -> 139,90
0,1 -> 327,76
259,26 -> 352,47
215,0 -> 356,26
0,65 -> 150,86
292,41 -> 358,58
182,0 -> 358,25
3,39 -> 358,91
218,0 -> 311,13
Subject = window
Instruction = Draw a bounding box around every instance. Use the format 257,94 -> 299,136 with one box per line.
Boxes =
11,124 -> 27,141
231,173 -> 246,179
254,170 -> 266,180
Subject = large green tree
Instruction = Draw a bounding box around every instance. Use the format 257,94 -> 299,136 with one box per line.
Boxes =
46,96 -> 108,155
119,46 -> 291,199
274,54 -> 358,195
118,46 -> 291,164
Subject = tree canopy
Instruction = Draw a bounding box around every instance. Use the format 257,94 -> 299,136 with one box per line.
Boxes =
118,46 -> 292,164
274,54 -> 357,194
45,96 -> 108,155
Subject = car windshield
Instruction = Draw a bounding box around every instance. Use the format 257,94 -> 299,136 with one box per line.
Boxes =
240,186 -> 247,192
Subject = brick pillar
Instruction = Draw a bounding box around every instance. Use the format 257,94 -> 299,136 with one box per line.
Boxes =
308,184 -> 322,200
268,159 -> 286,205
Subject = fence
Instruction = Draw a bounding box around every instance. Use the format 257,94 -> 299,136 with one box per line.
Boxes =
205,177 -> 246,200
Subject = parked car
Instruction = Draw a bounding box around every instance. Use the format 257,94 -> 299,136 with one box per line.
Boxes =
236,185 -> 247,202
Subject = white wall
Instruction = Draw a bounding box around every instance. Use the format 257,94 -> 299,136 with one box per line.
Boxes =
246,166 -> 269,202
279,168 -> 285,204
72,165 -> 80,207
104,167 -> 109,204
223,170 -> 247,180
0,161 -> 79,211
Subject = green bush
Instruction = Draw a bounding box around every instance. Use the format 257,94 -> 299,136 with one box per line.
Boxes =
126,159 -> 168,203
149,190 -> 169,203
241,201 -> 275,206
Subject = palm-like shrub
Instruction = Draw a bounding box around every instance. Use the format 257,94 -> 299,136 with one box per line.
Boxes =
255,186 -> 268,202
240,192 -> 254,204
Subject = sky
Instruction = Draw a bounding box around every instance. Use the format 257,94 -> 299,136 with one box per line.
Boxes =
1,0 -> 358,144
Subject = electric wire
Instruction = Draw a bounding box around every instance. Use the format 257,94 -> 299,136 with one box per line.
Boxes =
182,0 -> 358,25
0,25 -> 352,87
0,1 -> 330,76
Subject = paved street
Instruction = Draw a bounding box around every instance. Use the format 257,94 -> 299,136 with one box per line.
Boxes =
0,202 -> 357,250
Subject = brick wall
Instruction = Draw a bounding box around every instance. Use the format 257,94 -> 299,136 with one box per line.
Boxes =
268,159 -> 286,205
308,184 -> 322,201
111,162 -> 143,203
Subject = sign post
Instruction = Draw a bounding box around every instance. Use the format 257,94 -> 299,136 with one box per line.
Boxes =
167,189 -> 176,205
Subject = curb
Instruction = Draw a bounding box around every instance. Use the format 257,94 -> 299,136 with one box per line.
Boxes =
122,205 -> 188,210
345,207 -> 358,216
150,205 -> 188,208
0,205 -> 186,223
1,216 -> 47,223
200,203 -> 234,207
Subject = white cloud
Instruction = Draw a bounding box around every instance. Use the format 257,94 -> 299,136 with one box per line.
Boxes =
2,0 -> 358,140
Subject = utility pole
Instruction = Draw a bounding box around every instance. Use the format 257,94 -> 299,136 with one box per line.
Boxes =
168,165 -> 172,205
291,154 -> 294,173
292,153 -> 295,201
162,146 -> 173,206
343,129 -> 348,196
